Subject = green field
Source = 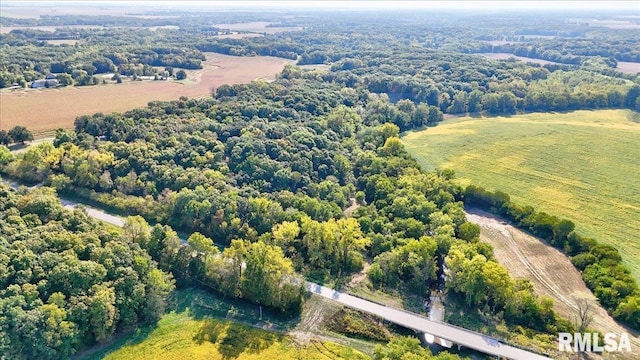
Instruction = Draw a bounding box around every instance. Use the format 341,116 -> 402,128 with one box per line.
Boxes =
76,289 -> 370,360
402,110 -> 640,283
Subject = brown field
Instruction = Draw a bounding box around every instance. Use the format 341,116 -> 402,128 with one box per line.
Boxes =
214,22 -> 302,34
45,39 -> 79,45
0,25 -> 179,34
0,53 -> 294,132
466,208 -> 640,357
214,32 -> 264,39
0,4 -> 134,19
146,25 -> 180,31
0,25 -> 104,34
479,53 -> 559,66
298,64 -> 331,71
589,20 -> 640,29
485,40 -> 516,46
616,61 -> 640,75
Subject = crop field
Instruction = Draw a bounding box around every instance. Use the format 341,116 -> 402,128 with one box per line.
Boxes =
402,110 -> 640,282
78,288 -> 369,360
0,53 -> 293,132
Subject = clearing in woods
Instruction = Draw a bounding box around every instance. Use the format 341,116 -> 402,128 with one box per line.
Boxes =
77,288 -> 369,360
0,53 -> 293,132
402,110 -> 640,283
465,208 -> 640,356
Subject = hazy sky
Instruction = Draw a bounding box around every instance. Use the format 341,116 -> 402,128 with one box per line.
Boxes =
3,1 -> 640,12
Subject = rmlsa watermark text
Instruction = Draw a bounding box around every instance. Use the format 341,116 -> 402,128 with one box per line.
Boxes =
558,332 -> 632,353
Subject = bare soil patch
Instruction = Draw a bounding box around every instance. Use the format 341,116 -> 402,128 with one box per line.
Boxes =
0,53 -> 294,131
0,25 -> 104,34
465,208 -> 640,355
214,21 -> 301,34
299,64 -> 331,71
588,20 -> 640,29
214,32 -> 264,39
45,39 -> 79,45
479,53 -> 560,66
616,62 -> 640,75
0,4 -> 134,19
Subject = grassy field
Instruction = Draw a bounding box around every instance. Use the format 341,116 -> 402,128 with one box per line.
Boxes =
402,109 -> 640,283
80,313 -> 368,360
0,53 -> 293,132
77,288 -> 370,360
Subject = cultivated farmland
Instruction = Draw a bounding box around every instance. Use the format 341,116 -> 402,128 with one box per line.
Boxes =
402,110 -> 640,283
0,53 -> 293,132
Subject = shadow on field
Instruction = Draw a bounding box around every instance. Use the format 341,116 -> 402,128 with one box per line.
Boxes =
193,320 -> 282,359
74,323 -> 158,359
169,288 -> 301,332
7,143 -> 29,152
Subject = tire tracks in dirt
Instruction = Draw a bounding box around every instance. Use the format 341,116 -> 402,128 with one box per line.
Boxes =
465,208 -> 640,355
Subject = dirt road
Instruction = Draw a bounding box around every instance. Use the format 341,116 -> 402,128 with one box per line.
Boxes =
465,208 -> 640,356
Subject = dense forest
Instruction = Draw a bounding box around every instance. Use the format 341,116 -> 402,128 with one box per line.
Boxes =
0,185 -> 175,359
2,78 -> 576,358
1,6 -> 639,359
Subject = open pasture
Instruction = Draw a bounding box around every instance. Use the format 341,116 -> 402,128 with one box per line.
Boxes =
78,288 -> 368,360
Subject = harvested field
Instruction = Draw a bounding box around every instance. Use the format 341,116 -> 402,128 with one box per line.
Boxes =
484,40 -> 516,46
44,39 -> 79,45
479,53 -> 560,66
0,25 -> 104,34
0,4 -> 133,19
0,53 -> 294,132
214,32 -> 264,39
298,64 -> 331,71
466,208 -> 640,357
214,21 -> 301,34
588,20 -> 640,29
617,61 -> 640,75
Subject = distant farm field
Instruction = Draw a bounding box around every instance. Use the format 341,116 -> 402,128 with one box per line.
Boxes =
616,61 -> 640,75
402,110 -> 640,282
479,53 -> 560,66
0,53 -> 293,132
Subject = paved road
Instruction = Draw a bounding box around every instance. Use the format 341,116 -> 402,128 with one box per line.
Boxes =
0,176 -> 551,360
306,282 -> 552,360
60,199 -> 125,227
0,176 -> 127,228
